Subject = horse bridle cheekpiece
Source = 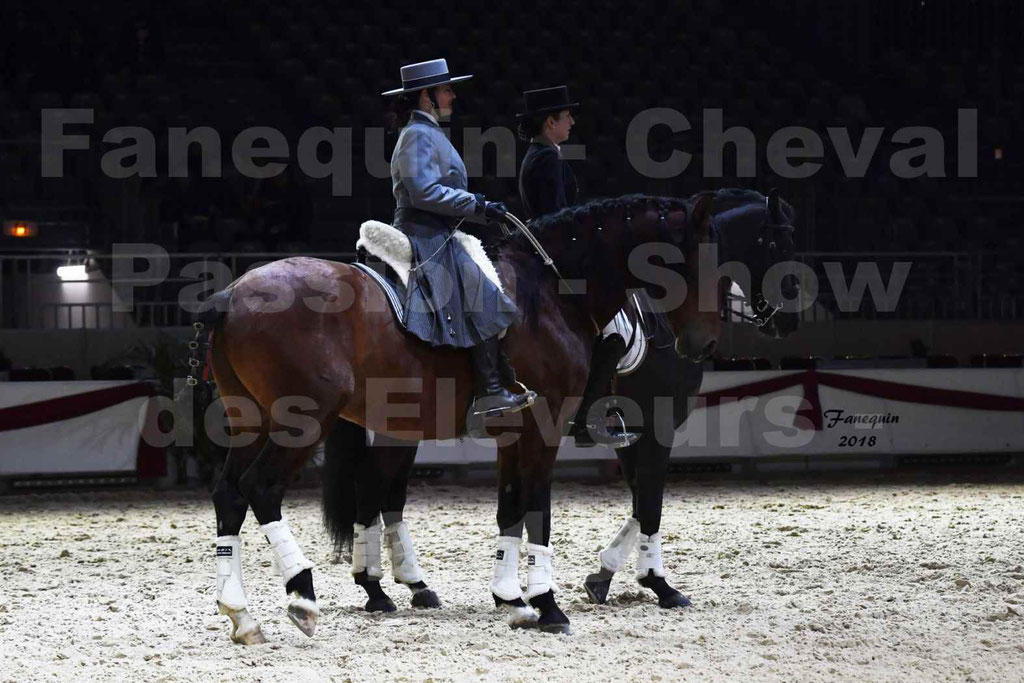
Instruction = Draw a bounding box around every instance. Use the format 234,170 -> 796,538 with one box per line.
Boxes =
724,191 -> 796,328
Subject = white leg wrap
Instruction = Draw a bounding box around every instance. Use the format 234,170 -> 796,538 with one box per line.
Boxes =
636,532 -> 667,579
491,536 -> 523,601
524,543 -> 555,600
216,535 -> 249,610
351,522 -> 384,580
383,520 -> 423,584
259,519 -> 315,585
599,517 -> 640,573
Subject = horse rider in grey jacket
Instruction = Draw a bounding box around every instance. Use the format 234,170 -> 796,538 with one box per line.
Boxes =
384,59 -> 535,423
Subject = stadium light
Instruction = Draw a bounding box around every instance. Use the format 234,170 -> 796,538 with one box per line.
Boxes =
56,265 -> 89,281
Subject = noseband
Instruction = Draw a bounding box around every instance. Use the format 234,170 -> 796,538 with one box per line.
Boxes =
722,200 -> 796,328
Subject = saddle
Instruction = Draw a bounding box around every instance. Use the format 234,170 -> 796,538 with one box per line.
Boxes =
353,220 -> 506,329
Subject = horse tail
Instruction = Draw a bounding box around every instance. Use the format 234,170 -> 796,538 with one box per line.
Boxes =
320,420 -> 367,552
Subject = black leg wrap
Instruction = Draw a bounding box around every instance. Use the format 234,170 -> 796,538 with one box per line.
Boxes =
285,568 -> 316,602
584,568 -> 614,605
493,594 -> 528,609
528,590 -> 571,635
638,570 -> 692,609
353,571 -> 397,613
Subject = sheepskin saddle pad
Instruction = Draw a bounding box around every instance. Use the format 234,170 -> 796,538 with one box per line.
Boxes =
352,220 -> 506,328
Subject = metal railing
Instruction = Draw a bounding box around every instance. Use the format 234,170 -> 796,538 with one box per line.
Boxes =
0,248 -> 1020,329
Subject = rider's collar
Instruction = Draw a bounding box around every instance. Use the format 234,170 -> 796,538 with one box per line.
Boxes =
530,135 -> 561,154
412,109 -> 440,126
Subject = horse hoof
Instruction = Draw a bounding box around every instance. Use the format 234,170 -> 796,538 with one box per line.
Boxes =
365,596 -> 397,613
638,572 -> 693,609
235,626 -> 269,645
659,591 -> 693,609
495,595 -> 540,628
538,621 -> 572,635
287,597 -> 320,637
583,577 -> 611,605
529,590 -> 571,635
411,588 -> 441,609
219,604 -> 267,645
507,608 -> 540,629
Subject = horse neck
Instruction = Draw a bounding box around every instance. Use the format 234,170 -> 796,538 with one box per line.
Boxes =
501,219 -> 629,333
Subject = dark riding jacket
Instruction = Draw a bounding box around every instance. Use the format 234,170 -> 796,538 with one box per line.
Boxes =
518,137 -> 578,219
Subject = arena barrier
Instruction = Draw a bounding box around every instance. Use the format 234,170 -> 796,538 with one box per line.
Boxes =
3,370 -> 1023,476
0,381 -> 165,477
409,368 -> 1024,463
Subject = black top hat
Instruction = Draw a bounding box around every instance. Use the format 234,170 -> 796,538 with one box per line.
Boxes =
516,86 -> 580,119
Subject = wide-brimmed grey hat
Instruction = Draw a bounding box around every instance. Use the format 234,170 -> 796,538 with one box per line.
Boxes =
381,58 -> 473,96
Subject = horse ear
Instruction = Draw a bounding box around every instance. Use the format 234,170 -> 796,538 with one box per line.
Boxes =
691,194 -> 713,231
767,188 -> 782,222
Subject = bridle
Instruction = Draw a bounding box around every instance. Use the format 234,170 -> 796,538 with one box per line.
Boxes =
722,198 -> 796,328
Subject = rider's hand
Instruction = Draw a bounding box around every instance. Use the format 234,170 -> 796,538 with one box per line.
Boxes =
484,201 -> 508,221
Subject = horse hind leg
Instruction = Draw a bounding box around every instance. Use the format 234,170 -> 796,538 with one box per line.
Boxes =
208,347 -> 270,645
213,447 -> 269,645
380,439 -> 440,609
238,428 -> 327,637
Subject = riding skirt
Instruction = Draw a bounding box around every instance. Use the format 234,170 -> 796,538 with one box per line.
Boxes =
394,207 -> 518,348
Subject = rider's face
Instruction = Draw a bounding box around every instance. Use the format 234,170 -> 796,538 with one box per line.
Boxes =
547,110 -> 574,144
432,85 -> 456,119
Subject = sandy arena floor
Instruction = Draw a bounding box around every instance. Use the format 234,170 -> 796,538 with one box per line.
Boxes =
0,477 -> 1022,682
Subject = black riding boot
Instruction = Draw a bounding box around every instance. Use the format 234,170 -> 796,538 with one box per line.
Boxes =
468,337 -> 535,420
568,335 -> 640,448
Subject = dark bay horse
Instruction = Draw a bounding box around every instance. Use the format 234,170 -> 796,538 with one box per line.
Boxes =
583,189 -> 801,608
204,193 -> 720,643
320,189 -> 800,625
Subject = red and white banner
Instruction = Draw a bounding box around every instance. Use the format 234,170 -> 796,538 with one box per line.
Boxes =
678,368 -> 1024,457
0,381 -> 165,477
411,369 -> 1024,463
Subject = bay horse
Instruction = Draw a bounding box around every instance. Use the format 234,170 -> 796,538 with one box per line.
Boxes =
320,189 -> 801,623
203,193 -> 720,643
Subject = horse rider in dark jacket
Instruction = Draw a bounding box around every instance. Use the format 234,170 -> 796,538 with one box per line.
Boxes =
384,59 -> 535,423
517,86 -> 638,448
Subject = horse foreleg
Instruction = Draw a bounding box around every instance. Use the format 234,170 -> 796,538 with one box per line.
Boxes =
238,439 -> 320,637
632,417 -> 691,609
491,446 -> 538,627
520,441 -> 570,635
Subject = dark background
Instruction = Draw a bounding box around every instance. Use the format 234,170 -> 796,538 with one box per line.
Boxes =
0,1 -> 1020,261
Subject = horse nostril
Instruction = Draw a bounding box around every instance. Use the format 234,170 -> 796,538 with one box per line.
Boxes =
702,340 -> 717,358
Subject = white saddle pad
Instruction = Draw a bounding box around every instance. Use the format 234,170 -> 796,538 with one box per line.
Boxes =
356,220 -> 505,294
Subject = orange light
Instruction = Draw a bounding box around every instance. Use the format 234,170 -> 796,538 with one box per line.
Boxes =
3,221 -> 38,238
